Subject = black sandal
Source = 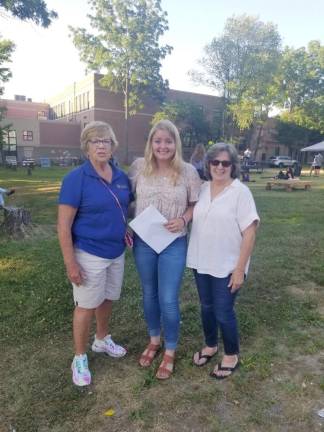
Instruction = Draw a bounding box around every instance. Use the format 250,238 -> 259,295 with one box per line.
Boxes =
210,361 -> 240,380
193,349 -> 217,367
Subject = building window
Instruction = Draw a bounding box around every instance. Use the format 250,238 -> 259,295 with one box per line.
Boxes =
3,130 -> 17,154
38,111 -> 46,119
23,130 -> 33,141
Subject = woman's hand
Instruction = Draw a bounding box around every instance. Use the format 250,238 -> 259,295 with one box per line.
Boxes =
66,260 -> 86,286
164,217 -> 185,233
228,268 -> 245,293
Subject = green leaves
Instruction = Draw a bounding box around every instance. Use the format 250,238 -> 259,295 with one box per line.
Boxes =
70,0 -> 172,158
276,41 -> 324,135
0,0 -> 57,28
190,15 -> 281,137
70,0 -> 172,115
152,99 -> 212,145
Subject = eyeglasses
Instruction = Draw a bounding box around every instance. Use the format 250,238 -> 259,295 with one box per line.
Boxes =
210,159 -> 232,168
88,139 -> 112,147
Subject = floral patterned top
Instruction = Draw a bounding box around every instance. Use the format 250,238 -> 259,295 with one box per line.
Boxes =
128,158 -> 201,236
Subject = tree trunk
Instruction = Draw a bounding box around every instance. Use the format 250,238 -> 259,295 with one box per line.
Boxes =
253,122 -> 264,159
1,206 -> 32,236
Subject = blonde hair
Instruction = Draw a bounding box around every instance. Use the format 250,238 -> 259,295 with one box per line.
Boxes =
80,121 -> 118,153
190,143 -> 206,163
143,119 -> 183,183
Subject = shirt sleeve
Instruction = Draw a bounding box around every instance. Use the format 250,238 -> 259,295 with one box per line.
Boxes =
58,170 -> 83,208
185,163 -> 201,203
236,185 -> 260,232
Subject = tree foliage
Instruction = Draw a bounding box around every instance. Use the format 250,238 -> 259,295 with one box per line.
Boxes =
190,15 -> 281,138
276,118 -> 324,155
152,99 -> 213,145
0,0 -> 57,27
275,41 -> 324,134
70,0 -> 172,158
0,38 -> 15,97
0,1 -> 57,163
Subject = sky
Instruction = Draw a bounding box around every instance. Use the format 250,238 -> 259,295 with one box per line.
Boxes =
1,0 -> 323,102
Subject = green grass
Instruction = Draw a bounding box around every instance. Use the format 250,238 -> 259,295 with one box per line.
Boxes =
1,166 -> 324,431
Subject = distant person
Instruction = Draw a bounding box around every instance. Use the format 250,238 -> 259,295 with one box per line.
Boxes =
243,147 -> 252,166
190,143 -> 206,180
310,153 -> 323,176
58,121 -> 132,387
275,170 -> 286,180
286,167 -> 294,179
275,169 -> 292,180
0,187 -> 15,208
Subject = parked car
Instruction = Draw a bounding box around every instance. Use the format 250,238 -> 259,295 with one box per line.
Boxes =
269,156 -> 298,168
21,158 -> 36,167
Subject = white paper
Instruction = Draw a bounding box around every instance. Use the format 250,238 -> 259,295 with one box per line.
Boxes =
129,204 -> 181,253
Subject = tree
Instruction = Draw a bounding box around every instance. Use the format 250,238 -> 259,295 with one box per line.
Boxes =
0,1 -> 57,163
0,38 -> 15,163
152,99 -> 214,146
189,15 -> 281,147
0,38 -> 15,97
0,0 -> 57,27
70,0 -> 172,162
275,41 -> 324,134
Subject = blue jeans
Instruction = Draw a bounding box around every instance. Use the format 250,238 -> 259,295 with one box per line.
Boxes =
133,235 -> 187,350
193,270 -> 239,355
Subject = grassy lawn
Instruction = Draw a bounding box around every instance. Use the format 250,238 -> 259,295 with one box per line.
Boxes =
1,165 -> 324,432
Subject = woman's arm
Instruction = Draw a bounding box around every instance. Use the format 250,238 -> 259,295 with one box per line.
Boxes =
164,203 -> 196,233
228,221 -> 258,293
57,204 -> 84,286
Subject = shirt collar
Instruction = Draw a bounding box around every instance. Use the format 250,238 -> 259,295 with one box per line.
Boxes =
83,159 -> 122,181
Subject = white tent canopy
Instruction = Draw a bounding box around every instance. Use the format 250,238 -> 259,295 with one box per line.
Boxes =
300,141 -> 324,152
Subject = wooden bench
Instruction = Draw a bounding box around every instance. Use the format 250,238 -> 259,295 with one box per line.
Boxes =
266,179 -> 312,192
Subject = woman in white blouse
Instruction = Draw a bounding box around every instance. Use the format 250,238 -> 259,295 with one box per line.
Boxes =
187,143 -> 259,379
129,120 -> 201,380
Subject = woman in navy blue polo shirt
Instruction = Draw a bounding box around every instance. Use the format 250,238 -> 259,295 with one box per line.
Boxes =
58,121 -> 132,387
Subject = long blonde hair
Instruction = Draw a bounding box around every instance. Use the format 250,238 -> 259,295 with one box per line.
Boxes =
190,143 -> 206,163
143,119 -> 183,183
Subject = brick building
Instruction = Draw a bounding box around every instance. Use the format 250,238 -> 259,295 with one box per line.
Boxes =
1,73 -> 291,165
0,73 -> 223,164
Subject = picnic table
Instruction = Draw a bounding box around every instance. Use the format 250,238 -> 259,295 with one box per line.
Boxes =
265,179 -> 312,192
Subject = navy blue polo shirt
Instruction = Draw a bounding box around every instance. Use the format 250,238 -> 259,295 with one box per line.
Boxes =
59,160 -> 132,259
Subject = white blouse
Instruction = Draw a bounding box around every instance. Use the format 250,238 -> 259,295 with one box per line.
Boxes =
186,179 -> 260,277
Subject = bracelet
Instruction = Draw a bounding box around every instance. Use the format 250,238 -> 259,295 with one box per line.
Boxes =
180,216 -> 187,227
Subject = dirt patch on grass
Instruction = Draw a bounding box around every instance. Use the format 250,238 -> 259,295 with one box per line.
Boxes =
288,281 -> 322,298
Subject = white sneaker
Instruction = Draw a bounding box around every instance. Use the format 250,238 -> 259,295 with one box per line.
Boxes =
71,354 -> 91,386
91,334 -> 127,358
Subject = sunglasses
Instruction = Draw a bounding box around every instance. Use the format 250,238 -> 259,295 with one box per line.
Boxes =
210,159 -> 232,168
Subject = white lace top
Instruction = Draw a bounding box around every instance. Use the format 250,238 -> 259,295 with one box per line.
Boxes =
128,158 -> 201,235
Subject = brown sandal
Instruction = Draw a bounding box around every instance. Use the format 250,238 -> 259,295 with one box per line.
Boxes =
156,353 -> 175,380
139,343 -> 160,367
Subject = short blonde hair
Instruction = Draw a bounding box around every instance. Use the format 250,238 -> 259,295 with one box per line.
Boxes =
80,121 -> 118,153
143,119 -> 183,182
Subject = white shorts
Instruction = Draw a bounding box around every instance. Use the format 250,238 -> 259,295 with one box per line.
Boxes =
72,249 -> 125,309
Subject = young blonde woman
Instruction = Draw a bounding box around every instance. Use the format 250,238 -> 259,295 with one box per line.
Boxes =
129,119 -> 201,379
